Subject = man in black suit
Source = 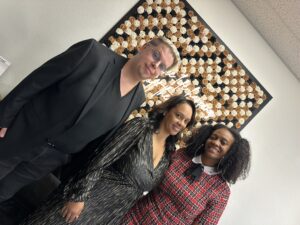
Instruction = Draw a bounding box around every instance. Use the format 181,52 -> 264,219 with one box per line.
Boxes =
0,37 -> 180,202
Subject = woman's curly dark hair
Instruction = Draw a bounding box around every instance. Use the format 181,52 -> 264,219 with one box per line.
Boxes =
148,95 -> 196,154
185,124 -> 251,184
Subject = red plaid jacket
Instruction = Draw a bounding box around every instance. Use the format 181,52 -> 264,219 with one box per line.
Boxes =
121,149 -> 230,225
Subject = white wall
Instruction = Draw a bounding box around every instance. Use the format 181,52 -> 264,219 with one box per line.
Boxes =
0,0 -> 133,96
192,1 -> 300,225
0,0 -> 299,224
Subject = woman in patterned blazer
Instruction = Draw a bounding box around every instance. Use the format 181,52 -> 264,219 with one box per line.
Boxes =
122,123 -> 251,225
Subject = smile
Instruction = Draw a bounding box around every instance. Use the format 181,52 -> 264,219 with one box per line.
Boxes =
207,146 -> 221,153
172,125 -> 181,133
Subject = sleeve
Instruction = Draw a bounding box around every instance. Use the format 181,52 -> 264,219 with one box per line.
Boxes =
63,117 -> 149,202
0,39 -> 97,127
192,188 -> 230,225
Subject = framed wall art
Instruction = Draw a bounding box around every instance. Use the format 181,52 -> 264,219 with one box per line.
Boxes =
100,0 -> 272,132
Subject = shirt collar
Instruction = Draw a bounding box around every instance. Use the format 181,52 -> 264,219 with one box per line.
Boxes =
192,155 -> 220,175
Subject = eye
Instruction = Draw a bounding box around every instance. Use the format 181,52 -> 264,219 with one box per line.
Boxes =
184,119 -> 190,125
221,139 -> 228,146
209,135 -> 218,140
152,49 -> 160,61
175,112 -> 183,119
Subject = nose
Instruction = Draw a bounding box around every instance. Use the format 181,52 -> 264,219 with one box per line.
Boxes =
211,139 -> 221,147
152,61 -> 161,69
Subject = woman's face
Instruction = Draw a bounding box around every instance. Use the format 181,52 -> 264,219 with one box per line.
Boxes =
203,128 -> 235,163
160,103 -> 193,136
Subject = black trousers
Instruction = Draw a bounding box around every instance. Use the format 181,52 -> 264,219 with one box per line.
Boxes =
0,144 -> 69,202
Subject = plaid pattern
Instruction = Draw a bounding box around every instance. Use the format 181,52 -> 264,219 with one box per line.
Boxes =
122,149 -> 230,225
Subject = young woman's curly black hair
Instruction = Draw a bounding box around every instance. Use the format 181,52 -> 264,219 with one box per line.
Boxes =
148,95 -> 196,154
185,124 -> 251,184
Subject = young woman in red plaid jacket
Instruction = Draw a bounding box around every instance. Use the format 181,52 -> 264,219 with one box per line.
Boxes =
121,124 -> 251,225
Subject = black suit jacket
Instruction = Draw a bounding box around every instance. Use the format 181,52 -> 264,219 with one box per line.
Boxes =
0,39 -> 145,159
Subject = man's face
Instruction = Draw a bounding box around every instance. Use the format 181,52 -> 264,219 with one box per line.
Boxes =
134,43 -> 174,80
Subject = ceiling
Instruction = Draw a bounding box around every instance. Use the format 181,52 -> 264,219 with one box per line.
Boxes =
231,0 -> 300,82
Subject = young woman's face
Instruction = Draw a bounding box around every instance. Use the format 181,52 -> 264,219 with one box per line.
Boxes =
203,128 -> 235,163
160,103 -> 193,136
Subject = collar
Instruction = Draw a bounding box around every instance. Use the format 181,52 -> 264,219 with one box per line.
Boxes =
192,155 -> 220,175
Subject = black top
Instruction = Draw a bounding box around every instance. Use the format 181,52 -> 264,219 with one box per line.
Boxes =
51,72 -> 135,153
0,39 -> 145,159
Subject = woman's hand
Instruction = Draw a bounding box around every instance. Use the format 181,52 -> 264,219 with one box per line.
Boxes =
61,201 -> 84,223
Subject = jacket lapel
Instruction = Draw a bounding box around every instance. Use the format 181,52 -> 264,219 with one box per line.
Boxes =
74,56 -> 127,125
